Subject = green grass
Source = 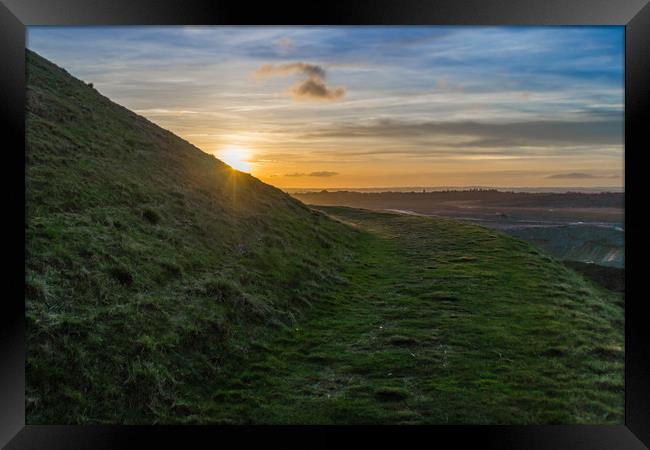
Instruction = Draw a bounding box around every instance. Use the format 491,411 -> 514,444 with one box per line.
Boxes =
25,50 -> 623,424
189,207 -> 623,424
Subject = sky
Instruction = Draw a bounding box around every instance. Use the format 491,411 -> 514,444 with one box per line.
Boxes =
27,26 -> 624,189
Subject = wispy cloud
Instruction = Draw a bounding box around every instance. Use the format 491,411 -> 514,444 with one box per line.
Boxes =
276,37 -> 294,55
255,62 -> 326,79
547,172 -> 619,179
302,117 -> 623,148
309,171 -> 339,177
285,171 -> 339,177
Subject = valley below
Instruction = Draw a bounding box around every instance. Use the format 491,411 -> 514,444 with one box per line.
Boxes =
292,190 -> 625,272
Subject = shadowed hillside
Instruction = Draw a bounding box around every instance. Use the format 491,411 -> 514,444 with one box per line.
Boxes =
25,50 -> 623,424
25,50 -> 358,422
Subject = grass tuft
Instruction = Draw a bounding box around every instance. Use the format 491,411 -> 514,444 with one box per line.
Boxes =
142,208 -> 161,225
107,265 -> 134,286
375,387 -> 409,402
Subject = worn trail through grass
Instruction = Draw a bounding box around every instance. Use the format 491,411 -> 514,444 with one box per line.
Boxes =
200,207 -> 624,425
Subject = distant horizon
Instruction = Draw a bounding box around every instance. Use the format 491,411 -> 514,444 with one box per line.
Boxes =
283,185 -> 624,193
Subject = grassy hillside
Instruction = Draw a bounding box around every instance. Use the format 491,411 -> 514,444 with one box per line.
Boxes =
25,50 -> 359,422
188,207 -> 624,424
25,50 -> 624,424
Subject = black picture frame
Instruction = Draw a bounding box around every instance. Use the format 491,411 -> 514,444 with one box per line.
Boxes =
1,1 -> 649,448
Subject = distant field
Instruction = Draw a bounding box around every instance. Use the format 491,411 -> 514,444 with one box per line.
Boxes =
292,190 -> 624,268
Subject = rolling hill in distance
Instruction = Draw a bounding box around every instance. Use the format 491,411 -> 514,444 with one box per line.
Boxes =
25,50 -> 624,424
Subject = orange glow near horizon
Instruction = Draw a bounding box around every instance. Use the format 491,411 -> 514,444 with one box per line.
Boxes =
177,133 -> 623,190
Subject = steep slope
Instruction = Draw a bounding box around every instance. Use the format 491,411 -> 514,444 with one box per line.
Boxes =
25,50 -> 623,425
25,50 -> 359,422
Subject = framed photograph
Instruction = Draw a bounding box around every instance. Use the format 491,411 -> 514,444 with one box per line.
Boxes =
2,0 -> 649,448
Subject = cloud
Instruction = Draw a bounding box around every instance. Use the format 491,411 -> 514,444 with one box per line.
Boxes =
546,172 -> 619,179
435,78 -> 464,93
255,62 -> 325,79
303,117 -> 623,147
284,171 -> 339,178
276,38 -> 294,55
290,78 -> 346,101
309,171 -> 339,177
254,62 -> 346,102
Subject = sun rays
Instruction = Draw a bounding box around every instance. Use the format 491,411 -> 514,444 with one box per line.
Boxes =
217,145 -> 253,173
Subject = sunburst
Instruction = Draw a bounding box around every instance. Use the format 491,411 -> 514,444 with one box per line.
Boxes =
218,146 -> 252,172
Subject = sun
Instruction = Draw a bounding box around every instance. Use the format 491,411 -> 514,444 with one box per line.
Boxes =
217,146 -> 253,173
